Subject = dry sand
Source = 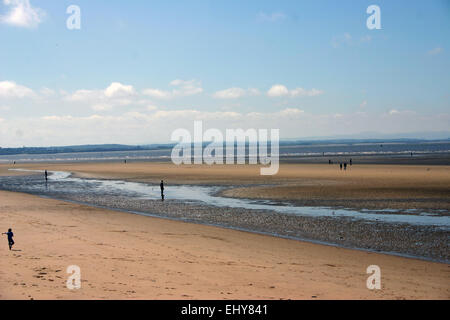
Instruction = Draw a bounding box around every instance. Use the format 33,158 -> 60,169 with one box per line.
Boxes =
0,190 -> 448,300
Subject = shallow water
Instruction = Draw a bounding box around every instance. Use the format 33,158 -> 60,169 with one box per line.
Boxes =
3,169 -> 450,230
1,141 -> 450,163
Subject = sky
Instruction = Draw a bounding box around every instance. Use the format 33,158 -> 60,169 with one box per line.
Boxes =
0,0 -> 449,147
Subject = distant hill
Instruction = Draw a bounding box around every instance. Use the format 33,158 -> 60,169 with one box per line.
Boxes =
1,138 -> 449,156
0,144 -> 168,156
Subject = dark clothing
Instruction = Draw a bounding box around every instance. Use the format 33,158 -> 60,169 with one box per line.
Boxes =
160,182 -> 165,201
4,231 -> 14,250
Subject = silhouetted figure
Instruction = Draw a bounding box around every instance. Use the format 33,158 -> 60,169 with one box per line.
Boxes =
13,161 -> 16,165
160,180 -> 165,201
124,160 -> 127,164
44,170 -> 48,181
2,228 -> 14,250
411,152 -> 413,157
350,158 -> 352,166
344,162 -> 347,170
339,163 -> 342,170
328,159 -> 331,164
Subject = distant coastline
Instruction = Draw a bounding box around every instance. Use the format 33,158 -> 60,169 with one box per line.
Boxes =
1,138 -> 450,156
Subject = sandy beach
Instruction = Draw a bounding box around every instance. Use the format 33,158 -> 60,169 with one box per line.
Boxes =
0,190 -> 448,300
0,162 -> 449,299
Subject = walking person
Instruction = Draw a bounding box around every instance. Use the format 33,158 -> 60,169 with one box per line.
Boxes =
344,162 -> 347,170
339,163 -> 342,170
160,180 -> 165,201
44,170 -> 48,182
2,228 -> 14,250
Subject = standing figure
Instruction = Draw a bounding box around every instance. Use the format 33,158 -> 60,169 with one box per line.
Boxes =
44,170 -> 48,181
344,162 -> 347,170
340,163 -> 342,170
160,180 -> 165,201
349,158 -> 352,166
2,228 -> 14,250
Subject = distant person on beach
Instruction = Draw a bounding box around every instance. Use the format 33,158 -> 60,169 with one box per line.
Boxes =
339,163 -> 342,170
350,158 -> 352,166
344,163 -> 347,170
2,228 -> 14,250
160,180 -> 165,201
44,170 -> 48,181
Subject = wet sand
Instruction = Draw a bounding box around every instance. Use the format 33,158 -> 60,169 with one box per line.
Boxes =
2,162 -> 449,211
0,190 -> 448,300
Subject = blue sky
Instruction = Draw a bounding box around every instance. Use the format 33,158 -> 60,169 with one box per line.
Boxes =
0,0 -> 449,147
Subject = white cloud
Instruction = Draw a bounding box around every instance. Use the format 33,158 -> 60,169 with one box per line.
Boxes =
267,84 -> 323,98
0,0 -> 45,28
66,82 -> 135,102
0,80 -> 34,98
267,84 -> 289,97
170,79 -> 203,96
143,79 -> 203,99
66,89 -> 99,102
142,88 -> 172,99
428,47 -> 443,55
387,109 -> 416,116
213,87 -> 261,99
104,82 -> 135,98
279,108 -> 304,116
389,109 -> 399,115
213,87 -> 246,99
290,87 -> 323,97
